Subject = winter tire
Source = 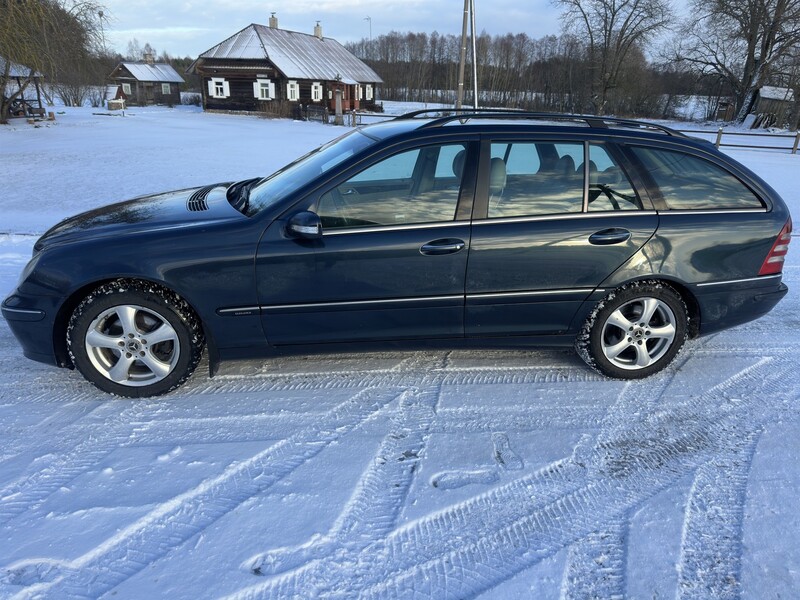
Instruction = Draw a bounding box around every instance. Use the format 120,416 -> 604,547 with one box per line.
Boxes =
577,281 -> 688,379
67,280 -> 204,397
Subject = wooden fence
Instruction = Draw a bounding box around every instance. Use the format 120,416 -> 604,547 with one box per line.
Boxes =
676,128 -> 800,154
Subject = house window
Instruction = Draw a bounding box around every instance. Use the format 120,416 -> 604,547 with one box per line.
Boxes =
208,77 -> 230,99
287,80 -> 299,102
161,83 -> 171,95
254,79 -> 275,100
311,82 -> 323,102
366,84 -> 373,101
356,84 -> 363,100
122,83 -> 132,95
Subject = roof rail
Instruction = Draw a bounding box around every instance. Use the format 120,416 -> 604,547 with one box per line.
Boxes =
394,108 -> 687,137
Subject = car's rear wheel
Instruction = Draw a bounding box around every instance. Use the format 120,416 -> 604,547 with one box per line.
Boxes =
577,281 -> 688,379
67,280 -> 204,397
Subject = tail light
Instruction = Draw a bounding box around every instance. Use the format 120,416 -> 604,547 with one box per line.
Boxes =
759,217 -> 792,276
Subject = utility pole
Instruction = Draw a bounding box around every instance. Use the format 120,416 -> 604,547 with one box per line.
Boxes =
455,0 -> 478,110
364,16 -> 372,60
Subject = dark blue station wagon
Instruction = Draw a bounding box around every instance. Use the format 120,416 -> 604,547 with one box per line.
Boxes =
2,110 -> 792,396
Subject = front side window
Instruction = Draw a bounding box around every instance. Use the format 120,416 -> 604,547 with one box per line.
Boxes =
121,83 -> 132,95
630,146 -> 763,210
161,83 -> 171,95
587,144 -> 641,211
366,84 -> 373,101
317,143 -> 468,230
488,141 -> 584,218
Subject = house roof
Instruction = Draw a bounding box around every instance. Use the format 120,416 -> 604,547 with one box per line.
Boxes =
0,56 -> 44,78
759,86 -> 795,102
194,24 -> 382,84
113,62 -> 185,84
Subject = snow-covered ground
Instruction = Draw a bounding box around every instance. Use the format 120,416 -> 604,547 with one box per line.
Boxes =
0,106 -> 798,599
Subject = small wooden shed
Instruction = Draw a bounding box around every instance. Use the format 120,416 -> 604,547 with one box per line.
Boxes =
109,56 -> 184,107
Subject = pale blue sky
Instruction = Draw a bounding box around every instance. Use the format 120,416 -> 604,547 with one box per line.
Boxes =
101,0 -> 688,59
102,0 -> 566,58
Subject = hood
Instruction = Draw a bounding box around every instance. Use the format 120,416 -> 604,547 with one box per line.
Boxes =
34,183 -> 243,252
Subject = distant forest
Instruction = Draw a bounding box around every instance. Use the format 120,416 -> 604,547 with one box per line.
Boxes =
346,29 -> 798,128
342,0 -> 800,128
346,31 -> 699,119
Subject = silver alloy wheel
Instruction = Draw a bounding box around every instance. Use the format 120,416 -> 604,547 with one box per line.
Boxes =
600,297 -> 677,370
84,304 -> 181,386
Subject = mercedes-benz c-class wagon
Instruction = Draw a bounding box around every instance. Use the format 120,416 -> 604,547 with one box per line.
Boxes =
2,110 -> 791,396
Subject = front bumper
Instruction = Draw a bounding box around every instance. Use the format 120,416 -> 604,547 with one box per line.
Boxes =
2,293 -> 61,366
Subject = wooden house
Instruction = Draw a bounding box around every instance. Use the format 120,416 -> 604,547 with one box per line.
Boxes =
188,17 -> 382,115
109,56 -> 184,106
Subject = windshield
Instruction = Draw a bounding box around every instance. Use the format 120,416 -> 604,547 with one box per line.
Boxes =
245,129 -> 377,216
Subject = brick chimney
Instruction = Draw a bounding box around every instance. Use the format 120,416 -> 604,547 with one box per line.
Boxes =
143,52 -> 155,65
269,12 -> 278,28
314,21 -> 323,39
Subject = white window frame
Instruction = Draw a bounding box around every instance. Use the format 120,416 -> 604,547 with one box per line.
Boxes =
254,78 -> 275,100
311,82 -> 323,102
208,77 -> 230,99
366,84 -> 373,101
287,80 -> 299,102
356,84 -> 363,100
161,83 -> 171,95
122,83 -> 132,95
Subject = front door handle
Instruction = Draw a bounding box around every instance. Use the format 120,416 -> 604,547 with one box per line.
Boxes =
589,228 -> 631,245
420,238 -> 466,255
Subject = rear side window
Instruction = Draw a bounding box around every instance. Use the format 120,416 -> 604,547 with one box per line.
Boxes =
630,147 -> 763,210
488,141 -> 584,218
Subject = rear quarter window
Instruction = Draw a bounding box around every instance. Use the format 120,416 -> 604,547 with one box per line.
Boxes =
630,146 -> 764,210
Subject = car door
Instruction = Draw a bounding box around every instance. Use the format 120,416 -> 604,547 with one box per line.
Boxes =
465,138 -> 659,336
256,140 -> 478,345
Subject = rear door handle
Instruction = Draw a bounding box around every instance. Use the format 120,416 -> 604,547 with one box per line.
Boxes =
420,238 -> 466,255
589,228 -> 631,245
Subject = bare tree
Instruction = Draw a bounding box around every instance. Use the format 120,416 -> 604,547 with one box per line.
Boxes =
674,0 -> 800,122
553,0 -> 673,114
1,0 -> 105,121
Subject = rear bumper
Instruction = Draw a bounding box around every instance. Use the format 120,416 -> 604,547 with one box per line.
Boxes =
695,276 -> 788,336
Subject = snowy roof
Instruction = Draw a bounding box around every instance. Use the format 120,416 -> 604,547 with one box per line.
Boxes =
759,86 -> 795,102
195,24 -> 382,84
114,62 -> 184,84
0,56 -> 44,78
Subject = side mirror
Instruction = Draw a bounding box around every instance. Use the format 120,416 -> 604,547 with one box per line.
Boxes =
287,211 -> 322,240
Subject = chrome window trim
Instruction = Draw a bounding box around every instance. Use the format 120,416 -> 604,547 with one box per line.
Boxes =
696,274 -> 782,288
473,211 -> 657,226
324,221 -> 467,236
658,209 -> 767,216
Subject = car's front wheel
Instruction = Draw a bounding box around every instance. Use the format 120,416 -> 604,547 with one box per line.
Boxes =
67,280 -> 204,397
577,281 -> 688,379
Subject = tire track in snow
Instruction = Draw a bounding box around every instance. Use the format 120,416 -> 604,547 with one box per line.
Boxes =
560,523 -> 628,600
0,401 -> 160,526
4,387 -> 401,600
676,430 -> 761,600
228,353 -> 797,599
243,386 -> 441,579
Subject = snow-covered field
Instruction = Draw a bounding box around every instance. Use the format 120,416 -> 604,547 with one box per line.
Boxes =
0,106 -> 798,599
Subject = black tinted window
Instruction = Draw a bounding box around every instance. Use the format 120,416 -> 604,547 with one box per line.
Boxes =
317,143 -> 466,229
630,147 -> 763,210
488,142 -> 584,218
587,144 -> 642,212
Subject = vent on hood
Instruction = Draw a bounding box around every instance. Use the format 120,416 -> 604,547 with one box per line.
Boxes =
187,183 -> 229,211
